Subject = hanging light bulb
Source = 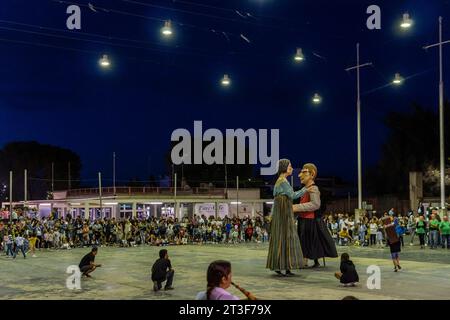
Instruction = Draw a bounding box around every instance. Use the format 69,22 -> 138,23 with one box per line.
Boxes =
312,93 -> 321,104
294,48 -> 305,62
392,73 -> 404,85
161,20 -> 173,36
221,74 -> 231,86
400,13 -> 413,29
99,54 -> 110,68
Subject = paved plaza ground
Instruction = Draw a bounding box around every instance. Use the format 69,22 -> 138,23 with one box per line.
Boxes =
1,238 -> 450,300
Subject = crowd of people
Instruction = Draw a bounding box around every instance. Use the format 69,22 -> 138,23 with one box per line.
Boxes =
2,206 -> 449,259
324,207 -> 450,250
0,213 -> 271,257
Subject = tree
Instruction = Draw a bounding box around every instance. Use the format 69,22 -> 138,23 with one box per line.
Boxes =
0,141 -> 82,202
366,102 -> 450,197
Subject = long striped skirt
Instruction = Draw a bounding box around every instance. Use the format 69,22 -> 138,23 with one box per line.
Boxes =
266,195 -> 303,271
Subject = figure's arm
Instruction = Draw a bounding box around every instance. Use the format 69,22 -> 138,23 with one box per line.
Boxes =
293,186 -> 321,212
278,180 -> 307,200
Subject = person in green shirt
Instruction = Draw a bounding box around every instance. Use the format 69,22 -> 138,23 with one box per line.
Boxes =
429,214 -> 440,249
416,216 -> 426,249
439,216 -> 450,249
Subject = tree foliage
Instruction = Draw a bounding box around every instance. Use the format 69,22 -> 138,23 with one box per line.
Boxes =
366,102 -> 450,197
0,141 -> 82,202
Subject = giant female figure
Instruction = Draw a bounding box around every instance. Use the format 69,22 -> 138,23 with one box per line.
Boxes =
266,159 -> 306,276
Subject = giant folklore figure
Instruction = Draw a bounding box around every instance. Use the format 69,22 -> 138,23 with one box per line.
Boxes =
293,163 -> 338,268
266,159 -> 307,276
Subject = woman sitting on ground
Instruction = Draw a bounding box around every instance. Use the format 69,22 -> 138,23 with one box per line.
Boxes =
334,253 -> 359,287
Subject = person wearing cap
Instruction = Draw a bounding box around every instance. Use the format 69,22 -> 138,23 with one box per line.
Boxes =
78,247 -> 102,278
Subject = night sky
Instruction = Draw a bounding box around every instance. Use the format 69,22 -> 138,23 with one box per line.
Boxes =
1,0 -> 449,186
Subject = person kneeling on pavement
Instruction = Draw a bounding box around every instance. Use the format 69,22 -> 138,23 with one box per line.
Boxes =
151,249 -> 174,291
79,247 -> 102,278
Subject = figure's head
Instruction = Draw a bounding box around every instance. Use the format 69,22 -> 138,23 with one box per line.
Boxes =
277,159 -> 292,177
91,247 -> 98,256
159,249 -> 168,259
443,216 -> 448,221
341,252 -> 350,262
206,260 -> 232,298
298,163 -> 317,185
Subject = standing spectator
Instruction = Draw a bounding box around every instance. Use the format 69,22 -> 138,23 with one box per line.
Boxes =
439,215 -> 450,249
13,234 -> 26,259
358,223 -> 367,246
408,213 -> 417,245
245,224 -> 254,242
5,234 -> 14,257
369,219 -> 377,246
416,216 -> 427,249
429,214 -> 440,249
29,233 -> 38,257
376,225 -> 384,248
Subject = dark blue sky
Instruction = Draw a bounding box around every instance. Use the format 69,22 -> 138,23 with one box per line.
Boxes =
0,0 -> 449,185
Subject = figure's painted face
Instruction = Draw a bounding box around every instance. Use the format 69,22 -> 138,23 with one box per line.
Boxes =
286,163 -> 293,176
299,167 -> 313,185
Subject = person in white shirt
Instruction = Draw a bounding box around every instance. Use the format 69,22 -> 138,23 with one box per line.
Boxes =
369,220 -> 378,246
13,234 -> 27,259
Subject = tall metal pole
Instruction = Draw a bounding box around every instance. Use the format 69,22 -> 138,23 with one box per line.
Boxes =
68,162 -> 71,190
51,162 -> 54,193
345,45 -> 371,212
356,43 -> 362,210
24,169 -> 27,206
9,171 -> 12,222
224,162 -> 228,196
98,172 -> 102,218
423,17 -> 449,210
174,173 -> 177,218
113,152 -> 116,196
236,176 -> 239,218
439,17 -> 446,209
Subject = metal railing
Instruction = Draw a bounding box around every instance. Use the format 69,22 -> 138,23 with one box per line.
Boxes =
66,186 -> 226,197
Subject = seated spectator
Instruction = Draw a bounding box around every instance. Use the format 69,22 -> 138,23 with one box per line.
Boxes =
338,227 -> 352,246
151,249 -> 174,291
334,253 -> 359,287
196,260 -> 239,300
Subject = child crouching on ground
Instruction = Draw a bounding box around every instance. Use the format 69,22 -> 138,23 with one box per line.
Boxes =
334,253 -> 359,287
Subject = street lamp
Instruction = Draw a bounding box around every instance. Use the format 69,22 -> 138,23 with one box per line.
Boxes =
312,93 -> 321,104
99,54 -> 110,68
161,20 -> 173,36
221,74 -> 231,86
294,48 -> 305,62
400,13 -> 413,29
392,73 -> 404,85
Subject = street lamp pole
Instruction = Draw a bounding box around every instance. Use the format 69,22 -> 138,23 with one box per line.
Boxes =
345,43 -> 372,211
113,152 -> 116,196
423,17 -> 449,209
